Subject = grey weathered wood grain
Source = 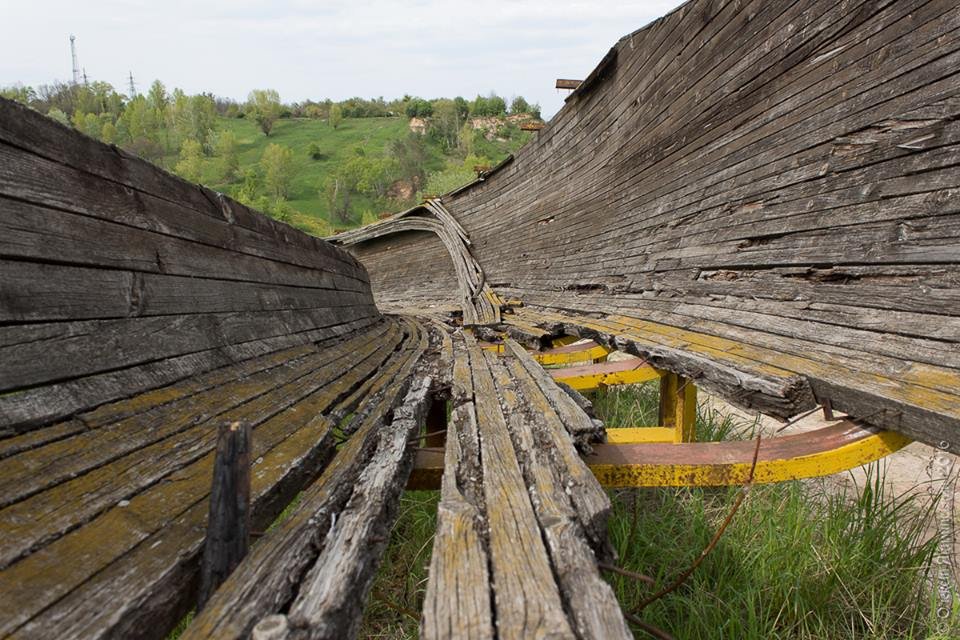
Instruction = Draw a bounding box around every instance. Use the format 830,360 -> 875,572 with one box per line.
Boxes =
179,320 -> 427,640
421,332 -> 493,640
486,349 -> 630,639
463,333 -> 574,639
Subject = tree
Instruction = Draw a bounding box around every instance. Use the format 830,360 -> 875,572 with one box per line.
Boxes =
71,111 -> 102,139
175,139 -> 204,183
216,130 -> 240,181
510,95 -> 530,115
147,80 -> 168,113
328,104 -> 343,129
405,98 -> 433,118
261,143 -> 295,199
307,142 -> 325,160
429,99 -> 462,152
101,121 -> 117,144
247,89 -> 282,136
1,84 -> 36,104
47,108 -> 70,126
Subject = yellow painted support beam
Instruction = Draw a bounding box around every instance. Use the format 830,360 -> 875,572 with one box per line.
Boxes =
588,430 -> 912,488
535,344 -> 609,366
408,426 -> 912,490
553,364 -> 661,392
659,373 -> 697,443
550,335 -> 580,347
605,427 -> 675,444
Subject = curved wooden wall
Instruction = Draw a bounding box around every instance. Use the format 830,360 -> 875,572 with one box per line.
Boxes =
346,0 -> 960,446
0,98 -> 380,433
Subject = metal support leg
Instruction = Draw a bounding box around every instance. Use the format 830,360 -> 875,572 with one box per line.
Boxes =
659,373 -> 697,443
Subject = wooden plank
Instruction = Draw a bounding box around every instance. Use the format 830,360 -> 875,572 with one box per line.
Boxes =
0,100 -> 366,280
0,321 -> 423,639
0,259 -> 372,323
0,316 -> 379,434
197,421 -> 252,609
0,304 -> 379,392
180,320 -> 427,640
486,349 -> 630,639
0,323 -> 391,508
421,332 -> 493,640
463,333 -> 574,638
0,197 -> 369,293
0,323 -> 401,573
278,375 -> 431,639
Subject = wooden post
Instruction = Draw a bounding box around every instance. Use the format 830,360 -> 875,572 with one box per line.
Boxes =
198,420 -> 252,609
659,373 -> 697,443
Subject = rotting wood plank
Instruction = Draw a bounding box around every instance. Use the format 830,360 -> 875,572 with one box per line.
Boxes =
0,316 -> 379,434
485,349 -> 630,639
0,101 -> 366,279
463,332 -> 575,639
0,304 -> 379,392
501,340 -> 613,553
273,375 -> 432,640
197,421 -> 252,609
180,320 -> 427,640
0,323 -> 402,573
0,322 -> 393,513
421,331 -> 493,640
1,321 -> 424,640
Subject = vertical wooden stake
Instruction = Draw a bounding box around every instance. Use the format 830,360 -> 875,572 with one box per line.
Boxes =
659,373 -> 697,443
198,420 -> 252,610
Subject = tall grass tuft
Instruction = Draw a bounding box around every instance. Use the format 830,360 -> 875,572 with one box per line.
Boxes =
597,383 -> 956,639
358,490 -> 439,638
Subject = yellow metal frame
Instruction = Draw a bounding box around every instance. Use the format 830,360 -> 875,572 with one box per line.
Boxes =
427,335 -> 913,490
589,430 -> 912,487
553,363 -> 661,393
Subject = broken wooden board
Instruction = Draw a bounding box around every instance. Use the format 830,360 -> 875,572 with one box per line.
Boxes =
419,331 -> 627,639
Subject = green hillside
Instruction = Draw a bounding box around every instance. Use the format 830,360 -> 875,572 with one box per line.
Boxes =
179,114 -> 531,237
194,116 -> 415,236
0,81 -> 539,237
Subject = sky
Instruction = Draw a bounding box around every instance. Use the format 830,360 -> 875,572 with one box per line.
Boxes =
1,0 -> 684,119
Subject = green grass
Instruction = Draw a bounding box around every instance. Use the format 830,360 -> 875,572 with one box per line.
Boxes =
176,116 -> 413,235
359,382 -> 955,639
358,490 -> 439,638
168,115 -> 530,237
597,383 -> 955,639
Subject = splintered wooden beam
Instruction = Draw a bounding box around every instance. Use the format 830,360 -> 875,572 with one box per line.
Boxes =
555,79 -> 582,90
198,421 -> 252,609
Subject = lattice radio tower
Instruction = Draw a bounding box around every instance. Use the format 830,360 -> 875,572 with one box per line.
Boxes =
128,72 -> 137,97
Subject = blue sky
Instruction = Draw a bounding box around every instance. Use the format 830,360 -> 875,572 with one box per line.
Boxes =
2,1 -> 683,119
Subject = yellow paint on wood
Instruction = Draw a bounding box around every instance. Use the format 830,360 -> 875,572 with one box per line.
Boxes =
535,344 -> 609,366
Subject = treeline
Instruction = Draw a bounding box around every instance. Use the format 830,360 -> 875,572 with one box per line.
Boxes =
2,81 -> 541,231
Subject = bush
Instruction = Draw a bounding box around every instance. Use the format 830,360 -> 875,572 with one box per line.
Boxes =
307,142 -> 326,161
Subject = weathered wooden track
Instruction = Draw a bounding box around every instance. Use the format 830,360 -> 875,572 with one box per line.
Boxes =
1,0 -> 958,638
344,0 -> 960,450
